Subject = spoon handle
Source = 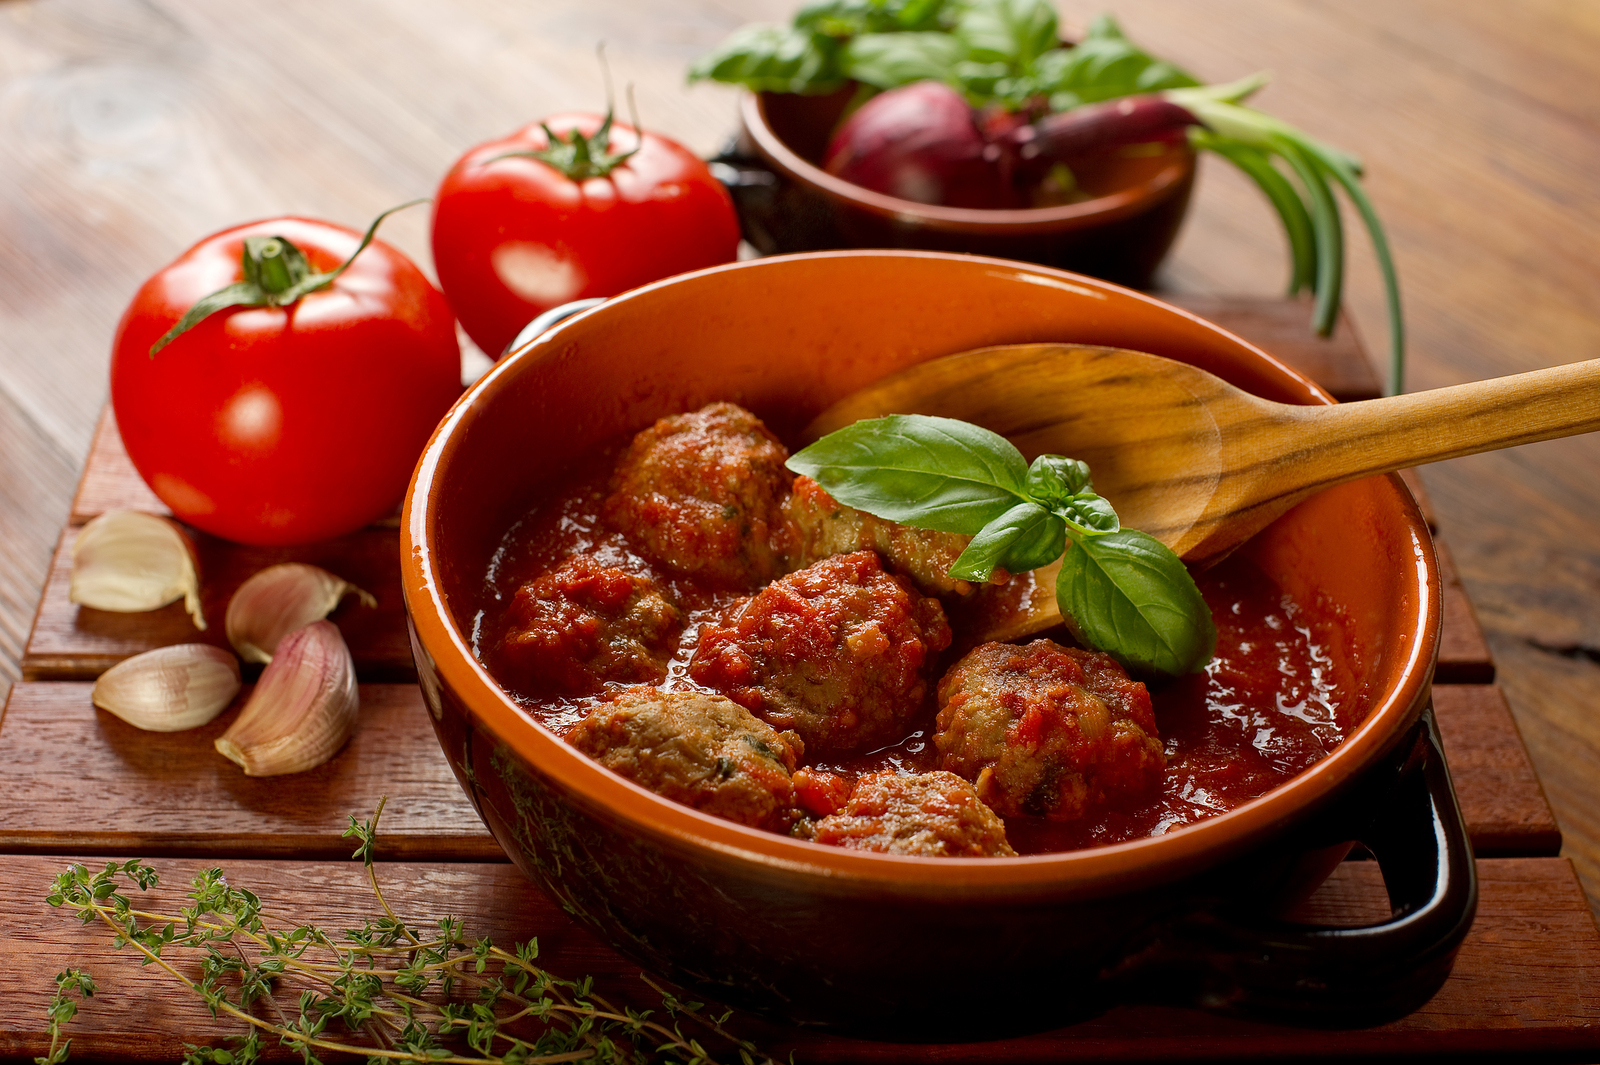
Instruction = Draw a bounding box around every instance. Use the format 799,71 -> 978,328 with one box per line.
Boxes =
1278,357 -> 1600,487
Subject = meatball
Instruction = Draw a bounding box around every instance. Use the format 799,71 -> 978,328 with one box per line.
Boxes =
809,770 -> 1016,857
935,640 -> 1164,821
567,688 -> 803,832
781,475 -> 1002,596
690,550 -> 953,757
488,555 -> 681,696
604,402 -> 791,589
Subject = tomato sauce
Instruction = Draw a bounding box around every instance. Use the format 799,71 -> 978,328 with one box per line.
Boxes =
476,447 -> 1364,856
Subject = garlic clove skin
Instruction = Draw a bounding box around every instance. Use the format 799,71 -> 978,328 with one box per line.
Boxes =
215,620 -> 359,776
92,644 -> 241,732
70,510 -> 206,630
226,562 -> 376,664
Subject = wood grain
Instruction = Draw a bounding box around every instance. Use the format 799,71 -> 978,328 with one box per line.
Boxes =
0,680 -> 1558,861
4,1 -> 1600,1057
23,522 -> 414,682
1162,295 -> 1380,403
1434,685 -> 1560,856
0,682 -> 499,860
0,855 -> 1596,1062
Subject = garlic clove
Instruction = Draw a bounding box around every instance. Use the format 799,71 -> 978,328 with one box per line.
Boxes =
70,510 -> 206,630
226,562 -> 377,664
92,644 -> 241,732
215,620 -> 359,776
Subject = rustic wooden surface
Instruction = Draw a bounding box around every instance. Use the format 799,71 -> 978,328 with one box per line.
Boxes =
0,680 -> 1563,863
1,856 -> 1597,1063
4,0 -> 1600,1060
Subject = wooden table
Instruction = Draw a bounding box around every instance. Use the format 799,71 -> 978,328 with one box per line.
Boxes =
3,1 -> 1600,1060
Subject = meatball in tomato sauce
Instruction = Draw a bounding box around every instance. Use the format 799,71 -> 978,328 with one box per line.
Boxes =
488,556 -> 681,696
603,402 -> 791,589
935,640 -> 1164,821
567,688 -> 804,833
809,770 -> 1015,857
781,475 -> 998,596
691,550 -> 952,757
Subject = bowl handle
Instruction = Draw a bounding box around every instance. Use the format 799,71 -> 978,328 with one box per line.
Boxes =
503,297 -> 609,359
1114,704 -> 1479,1024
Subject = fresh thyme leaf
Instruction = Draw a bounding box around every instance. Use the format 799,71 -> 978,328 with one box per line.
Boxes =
41,800 -> 775,1064
788,413 -> 1029,532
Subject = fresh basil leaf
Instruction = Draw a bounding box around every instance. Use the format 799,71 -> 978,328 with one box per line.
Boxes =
954,0 -> 1059,70
841,31 -> 964,88
787,414 -> 1028,533
1036,13 -> 1198,111
951,59 -> 1014,99
1056,528 -> 1216,676
689,23 -> 844,94
797,0 -> 956,35
1023,454 -> 1091,504
1058,493 -> 1119,535
948,501 -> 1065,581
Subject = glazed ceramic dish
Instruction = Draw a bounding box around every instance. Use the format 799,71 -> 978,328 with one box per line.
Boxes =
401,252 -> 1474,1039
714,90 -> 1195,288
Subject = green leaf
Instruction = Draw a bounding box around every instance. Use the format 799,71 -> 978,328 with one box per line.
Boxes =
149,282 -> 263,357
1023,454 -> 1091,504
949,501 -> 1065,580
841,31 -> 963,87
1271,133 -> 1344,337
1056,529 -> 1216,675
955,0 -> 1058,70
797,0 -> 956,35
1057,493 -> 1119,535
787,414 -> 1028,532
1037,13 -> 1197,111
688,22 -> 844,94
1193,132 -> 1318,295
1297,137 -> 1407,395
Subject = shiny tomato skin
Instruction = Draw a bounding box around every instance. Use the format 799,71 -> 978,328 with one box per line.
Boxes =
110,217 -> 463,546
431,113 -> 741,358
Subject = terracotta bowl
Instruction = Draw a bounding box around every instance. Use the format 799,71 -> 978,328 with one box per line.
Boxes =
401,251 -> 1473,1040
716,90 -> 1195,287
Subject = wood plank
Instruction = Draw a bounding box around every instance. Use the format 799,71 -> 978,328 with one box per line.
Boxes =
0,681 -> 499,861
1436,537 -> 1495,685
0,855 -> 1595,1061
1160,294 -> 1382,402
67,406 -> 165,524
1434,685 -> 1561,856
0,680 -> 1556,864
0,382 -> 77,707
22,522 -> 415,682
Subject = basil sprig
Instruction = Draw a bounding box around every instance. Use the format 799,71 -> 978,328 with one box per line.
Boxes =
692,2 -> 1197,111
788,414 -> 1215,676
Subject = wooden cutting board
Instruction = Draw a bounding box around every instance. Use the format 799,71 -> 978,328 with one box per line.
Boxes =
0,297 -> 1594,1061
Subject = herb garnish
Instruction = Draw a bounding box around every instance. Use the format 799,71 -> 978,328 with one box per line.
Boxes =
40,798 -> 772,1064
693,1 -> 1405,395
787,413 -> 1216,676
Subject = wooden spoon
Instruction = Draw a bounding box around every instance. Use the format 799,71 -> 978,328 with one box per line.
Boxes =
805,343 -> 1600,639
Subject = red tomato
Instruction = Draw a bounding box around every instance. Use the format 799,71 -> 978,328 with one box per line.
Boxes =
431,113 -> 740,358
110,217 -> 463,546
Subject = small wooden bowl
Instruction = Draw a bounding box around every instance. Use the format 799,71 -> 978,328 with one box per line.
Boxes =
401,252 -> 1468,1039
719,90 -> 1196,287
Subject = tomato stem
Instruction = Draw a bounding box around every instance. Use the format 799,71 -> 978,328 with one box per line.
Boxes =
485,111 -> 641,181
149,200 -> 428,357
249,238 -> 300,295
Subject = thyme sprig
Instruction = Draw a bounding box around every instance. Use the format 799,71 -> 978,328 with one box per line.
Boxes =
41,798 -> 772,1065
